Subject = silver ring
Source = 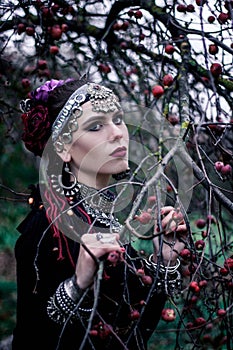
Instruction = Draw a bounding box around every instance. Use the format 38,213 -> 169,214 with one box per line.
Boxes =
96,233 -> 103,241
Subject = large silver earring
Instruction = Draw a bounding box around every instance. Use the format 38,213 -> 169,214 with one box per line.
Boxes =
58,162 -> 77,190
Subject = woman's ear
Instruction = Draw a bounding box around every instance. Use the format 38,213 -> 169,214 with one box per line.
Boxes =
56,148 -> 72,163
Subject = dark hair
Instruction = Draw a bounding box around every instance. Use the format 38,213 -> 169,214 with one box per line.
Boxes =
47,78 -> 88,123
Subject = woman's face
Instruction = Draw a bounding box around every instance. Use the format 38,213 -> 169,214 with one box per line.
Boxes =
64,101 -> 129,188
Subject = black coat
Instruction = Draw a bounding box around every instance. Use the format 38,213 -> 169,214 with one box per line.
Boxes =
12,188 -> 166,350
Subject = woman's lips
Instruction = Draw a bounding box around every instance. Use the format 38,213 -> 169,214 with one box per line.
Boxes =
110,146 -> 127,157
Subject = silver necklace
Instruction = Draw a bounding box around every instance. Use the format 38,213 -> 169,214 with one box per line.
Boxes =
50,175 -> 122,232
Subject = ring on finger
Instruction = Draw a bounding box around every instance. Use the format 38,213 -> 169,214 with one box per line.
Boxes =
96,233 -> 103,241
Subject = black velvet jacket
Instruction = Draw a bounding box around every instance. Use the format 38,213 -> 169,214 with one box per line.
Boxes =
12,186 -> 166,350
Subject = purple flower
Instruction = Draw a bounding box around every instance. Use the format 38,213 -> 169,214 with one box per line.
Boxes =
30,79 -> 64,102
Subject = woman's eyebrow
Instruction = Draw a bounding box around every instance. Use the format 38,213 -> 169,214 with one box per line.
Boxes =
81,111 -> 123,127
81,115 -> 107,127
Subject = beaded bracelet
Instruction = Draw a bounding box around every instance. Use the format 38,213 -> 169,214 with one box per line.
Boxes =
47,277 -> 93,324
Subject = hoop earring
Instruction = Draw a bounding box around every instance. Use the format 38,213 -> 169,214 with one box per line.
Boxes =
112,168 -> 131,181
58,162 -> 77,190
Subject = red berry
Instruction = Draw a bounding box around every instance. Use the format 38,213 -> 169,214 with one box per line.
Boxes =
21,78 -> 31,89
152,85 -> 164,98
134,10 -> 143,19
161,308 -> 176,322
195,218 -> 206,229
199,280 -> 208,288
202,230 -> 207,238
61,23 -> 69,33
218,12 -> 229,24
167,113 -> 179,126
203,334 -> 212,343
206,214 -> 216,224
210,63 -> 222,77
120,42 -> 128,50
177,4 -> 186,12
139,33 -> 145,41
195,239 -> 205,250
162,74 -> 174,87
25,26 -> 35,36
220,267 -> 229,276
98,323 -> 112,339
224,257 -> 233,270
17,23 -> 25,34
208,16 -> 215,23
38,68 -> 50,77
215,161 -> 224,172
209,44 -> 219,55
141,275 -> 153,285
180,248 -> 191,260
51,4 -> 60,13
135,212 -> 152,224
186,4 -> 195,12
121,21 -> 130,31
148,196 -> 156,205
98,63 -> 111,73
194,317 -> 206,326
165,44 -> 175,54
50,25 -> 62,40
128,9 -> 135,17
217,309 -> 226,317
190,295 -> 198,304
129,309 -> 140,320
89,329 -> 98,337
189,281 -> 200,293
113,22 -> 121,31
136,268 -> 145,276
37,59 -> 47,69
49,45 -> 59,54
186,322 -> 194,329
220,164 -> 232,175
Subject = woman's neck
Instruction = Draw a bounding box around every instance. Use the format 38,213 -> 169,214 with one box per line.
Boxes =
73,170 -> 111,190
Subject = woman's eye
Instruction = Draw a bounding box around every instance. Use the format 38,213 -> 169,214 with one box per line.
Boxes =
88,123 -> 102,131
113,115 -> 123,125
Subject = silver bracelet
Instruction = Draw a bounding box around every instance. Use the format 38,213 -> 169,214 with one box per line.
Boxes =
64,275 -> 85,302
146,254 -> 180,274
144,255 -> 182,296
47,278 -> 93,324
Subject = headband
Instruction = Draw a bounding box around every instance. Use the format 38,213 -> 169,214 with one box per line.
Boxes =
52,82 -> 121,153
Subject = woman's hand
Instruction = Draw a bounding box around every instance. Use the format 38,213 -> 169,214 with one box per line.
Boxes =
75,233 -> 123,289
152,206 -> 188,266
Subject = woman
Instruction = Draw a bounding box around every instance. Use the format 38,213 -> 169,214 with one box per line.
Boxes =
12,78 -> 187,350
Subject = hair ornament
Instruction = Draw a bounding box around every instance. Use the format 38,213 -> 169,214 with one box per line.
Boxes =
20,99 -> 34,113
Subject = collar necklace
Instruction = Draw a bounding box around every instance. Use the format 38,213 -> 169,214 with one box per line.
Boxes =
50,175 -> 122,232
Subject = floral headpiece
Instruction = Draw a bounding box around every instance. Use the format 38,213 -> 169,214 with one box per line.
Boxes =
20,79 -> 71,156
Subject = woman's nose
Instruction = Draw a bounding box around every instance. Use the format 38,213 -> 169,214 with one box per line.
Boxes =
109,123 -> 123,141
